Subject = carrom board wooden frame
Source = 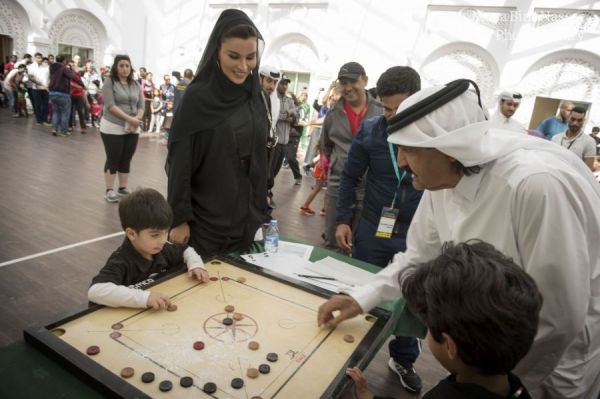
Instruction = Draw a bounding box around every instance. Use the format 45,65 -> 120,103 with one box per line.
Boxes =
24,255 -> 392,398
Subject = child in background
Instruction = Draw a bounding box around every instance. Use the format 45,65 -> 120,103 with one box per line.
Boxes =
88,188 -> 209,309
347,240 -> 541,399
17,82 -> 28,117
89,98 -> 101,128
149,89 -> 163,135
300,138 -> 329,216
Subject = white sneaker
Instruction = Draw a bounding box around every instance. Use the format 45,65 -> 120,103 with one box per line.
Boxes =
104,190 -> 119,203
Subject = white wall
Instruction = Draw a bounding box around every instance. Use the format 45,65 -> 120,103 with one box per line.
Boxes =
7,0 -> 600,128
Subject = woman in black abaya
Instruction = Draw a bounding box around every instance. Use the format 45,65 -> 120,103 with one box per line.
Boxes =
166,9 -> 269,257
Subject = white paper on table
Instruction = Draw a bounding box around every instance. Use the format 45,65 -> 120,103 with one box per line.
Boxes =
306,256 -> 375,287
278,241 -> 313,260
240,252 -> 352,293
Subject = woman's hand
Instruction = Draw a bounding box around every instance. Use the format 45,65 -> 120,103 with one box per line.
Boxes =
170,223 -> 190,244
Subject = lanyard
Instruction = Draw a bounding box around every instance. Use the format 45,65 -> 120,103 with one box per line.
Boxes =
388,143 -> 406,208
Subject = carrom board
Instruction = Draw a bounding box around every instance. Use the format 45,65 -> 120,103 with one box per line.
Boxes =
24,256 -> 392,398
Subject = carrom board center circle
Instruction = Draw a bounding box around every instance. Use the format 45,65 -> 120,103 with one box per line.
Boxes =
203,312 -> 258,343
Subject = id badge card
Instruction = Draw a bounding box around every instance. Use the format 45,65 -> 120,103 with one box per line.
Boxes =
375,207 -> 399,238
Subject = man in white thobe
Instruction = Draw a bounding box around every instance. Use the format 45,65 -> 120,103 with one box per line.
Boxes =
489,90 -> 525,133
318,84 -> 600,398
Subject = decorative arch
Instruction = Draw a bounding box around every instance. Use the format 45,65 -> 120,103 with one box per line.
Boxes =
518,49 -> 600,126
262,32 -> 320,72
520,49 -> 600,103
420,42 -> 500,109
48,9 -> 108,60
0,0 -> 30,55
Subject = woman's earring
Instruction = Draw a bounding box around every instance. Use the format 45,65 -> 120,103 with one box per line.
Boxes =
216,60 -> 221,69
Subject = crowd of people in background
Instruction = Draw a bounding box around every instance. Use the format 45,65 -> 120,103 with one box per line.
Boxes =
0,52 -> 184,144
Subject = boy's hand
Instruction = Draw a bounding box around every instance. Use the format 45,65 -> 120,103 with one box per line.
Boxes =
189,268 -> 210,283
147,291 -> 172,310
346,368 -> 374,399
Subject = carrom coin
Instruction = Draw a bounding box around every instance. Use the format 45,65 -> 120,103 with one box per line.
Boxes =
159,380 -> 173,392
247,368 -> 259,379
203,382 -> 217,394
180,376 -> 193,388
120,367 -> 134,378
193,341 -> 205,350
86,345 -> 100,356
141,372 -> 155,383
232,312 -> 243,321
231,377 -> 244,389
258,364 -> 270,374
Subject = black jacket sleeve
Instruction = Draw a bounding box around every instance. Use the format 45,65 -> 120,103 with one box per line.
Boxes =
167,135 -> 195,227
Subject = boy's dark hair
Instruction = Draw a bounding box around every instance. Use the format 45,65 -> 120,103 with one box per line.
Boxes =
118,188 -> 173,231
55,55 -> 65,63
400,240 -> 543,375
376,66 -> 421,98
570,106 -> 586,114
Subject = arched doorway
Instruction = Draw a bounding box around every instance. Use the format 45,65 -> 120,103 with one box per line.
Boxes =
48,9 -> 108,65
0,0 -> 30,58
263,33 -> 320,95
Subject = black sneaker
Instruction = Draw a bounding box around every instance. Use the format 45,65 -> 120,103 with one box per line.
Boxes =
388,358 -> 422,393
117,188 -> 131,197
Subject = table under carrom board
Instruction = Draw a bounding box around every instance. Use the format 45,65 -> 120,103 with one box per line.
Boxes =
24,256 -> 392,398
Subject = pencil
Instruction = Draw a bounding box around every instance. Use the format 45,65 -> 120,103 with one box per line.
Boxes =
296,274 -> 336,280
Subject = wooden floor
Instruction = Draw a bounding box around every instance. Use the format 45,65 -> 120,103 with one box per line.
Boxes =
0,109 -> 446,398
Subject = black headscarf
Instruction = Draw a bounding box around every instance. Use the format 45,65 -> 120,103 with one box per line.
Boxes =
169,9 -> 265,143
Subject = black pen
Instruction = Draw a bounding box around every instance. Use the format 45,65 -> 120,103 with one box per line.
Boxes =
296,274 -> 336,280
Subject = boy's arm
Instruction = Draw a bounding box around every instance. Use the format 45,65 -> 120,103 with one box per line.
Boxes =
184,247 -> 209,282
88,282 -> 150,308
161,242 -> 208,282
88,257 -> 151,308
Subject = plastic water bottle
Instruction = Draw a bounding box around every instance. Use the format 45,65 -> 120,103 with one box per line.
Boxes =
264,219 -> 280,253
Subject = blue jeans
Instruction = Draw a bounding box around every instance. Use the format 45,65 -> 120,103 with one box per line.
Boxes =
5,89 -> 16,113
352,217 -> 420,368
32,89 -> 49,124
49,94 -> 71,133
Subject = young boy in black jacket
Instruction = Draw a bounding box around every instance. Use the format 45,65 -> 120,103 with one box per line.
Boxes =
347,240 -> 542,399
89,188 -> 209,309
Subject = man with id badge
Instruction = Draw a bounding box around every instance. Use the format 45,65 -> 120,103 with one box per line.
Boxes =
335,66 -> 423,393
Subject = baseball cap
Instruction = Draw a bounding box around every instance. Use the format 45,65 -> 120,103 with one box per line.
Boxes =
280,74 -> 291,84
337,62 -> 366,80
259,64 -> 281,80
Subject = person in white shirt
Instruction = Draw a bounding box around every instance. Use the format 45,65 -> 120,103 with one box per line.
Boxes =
551,106 -> 596,171
27,53 -> 50,125
488,90 -> 525,133
318,80 -> 600,398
